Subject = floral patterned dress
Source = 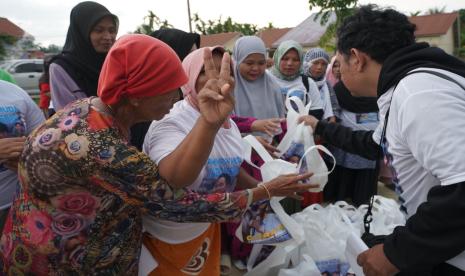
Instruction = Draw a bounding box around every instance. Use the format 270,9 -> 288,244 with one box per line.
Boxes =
0,98 -> 247,275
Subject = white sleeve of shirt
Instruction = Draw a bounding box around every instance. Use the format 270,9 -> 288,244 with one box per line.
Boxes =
398,80 -> 465,186
306,78 -> 324,110
23,89 -> 46,134
322,87 -> 334,119
142,119 -> 206,185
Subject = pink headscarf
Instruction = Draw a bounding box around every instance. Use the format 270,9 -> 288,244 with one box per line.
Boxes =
181,45 -> 231,128
325,56 -> 340,87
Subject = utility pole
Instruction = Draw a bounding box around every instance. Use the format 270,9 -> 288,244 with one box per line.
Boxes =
187,0 -> 193,32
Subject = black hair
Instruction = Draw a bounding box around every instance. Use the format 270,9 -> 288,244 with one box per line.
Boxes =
337,5 -> 416,63
216,173 -> 232,184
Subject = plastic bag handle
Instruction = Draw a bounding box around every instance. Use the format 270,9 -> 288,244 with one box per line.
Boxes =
285,95 -> 312,116
242,135 -> 274,169
296,144 -> 336,176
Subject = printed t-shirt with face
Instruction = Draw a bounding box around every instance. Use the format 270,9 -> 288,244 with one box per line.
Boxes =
142,100 -> 244,244
0,80 -> 45,209
269,73 -> 323,112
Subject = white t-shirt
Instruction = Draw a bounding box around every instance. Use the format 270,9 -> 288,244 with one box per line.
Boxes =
142,100 -> 244,244
0,81 -> 45,209
269,74 -> 323,112
374,68 -> 465,269
318,82 -> 335,119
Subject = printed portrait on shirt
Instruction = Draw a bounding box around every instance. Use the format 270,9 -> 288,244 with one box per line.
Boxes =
0,106 -> 26,137
197,157 -> 242,193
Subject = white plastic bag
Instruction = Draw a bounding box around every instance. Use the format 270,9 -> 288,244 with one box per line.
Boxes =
238,135 -> 306,245
345,232 -> 368,276
292,203 -> 358,275
278,254 -> 321,276
244,242 -> 301,276
357,196 -> 406,236
239,134 -> 335,245
277,96 -> 335,192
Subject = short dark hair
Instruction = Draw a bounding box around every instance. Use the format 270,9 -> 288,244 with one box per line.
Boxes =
337,5 -> 416,63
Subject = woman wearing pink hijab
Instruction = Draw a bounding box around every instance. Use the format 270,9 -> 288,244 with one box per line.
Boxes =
325,56 -> 341,87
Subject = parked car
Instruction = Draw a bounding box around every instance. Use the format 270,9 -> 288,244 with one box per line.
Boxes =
0,59 -> 44,103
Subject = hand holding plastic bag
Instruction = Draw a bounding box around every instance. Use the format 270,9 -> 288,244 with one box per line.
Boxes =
277,96 -> 335,192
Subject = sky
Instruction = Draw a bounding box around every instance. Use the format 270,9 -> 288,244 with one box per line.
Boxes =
1,0 -> 464,47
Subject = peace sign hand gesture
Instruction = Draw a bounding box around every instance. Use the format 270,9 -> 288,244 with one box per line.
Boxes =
197,48 -> 235,128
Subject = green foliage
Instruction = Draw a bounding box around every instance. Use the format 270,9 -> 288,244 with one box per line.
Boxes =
457,9 -> 465,58
134,11 -> 173,34
409,11 -> 422,16
427,6 -> 446,15
308,0 -> 358,50
309,0 -> 358,25
0,34 -> 17,61
192,13 -> 259,35
39,44 -> 62,54
262,22 -> 275,30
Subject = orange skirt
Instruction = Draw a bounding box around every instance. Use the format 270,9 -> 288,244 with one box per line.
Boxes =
143,223 -> 221,276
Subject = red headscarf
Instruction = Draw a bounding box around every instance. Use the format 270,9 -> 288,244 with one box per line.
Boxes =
98,34 -> 188,105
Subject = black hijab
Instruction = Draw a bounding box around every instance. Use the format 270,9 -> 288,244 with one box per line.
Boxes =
150,28 -> 201,61
130,28 -> 201,151
52,1 -> 118,97
378,42 -> 465,97
334,81 -> 378,113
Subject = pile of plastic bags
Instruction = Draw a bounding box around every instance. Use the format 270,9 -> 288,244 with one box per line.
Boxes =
243,196 -> 405,276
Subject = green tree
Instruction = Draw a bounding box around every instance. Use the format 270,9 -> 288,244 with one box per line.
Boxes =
427,6 -> 446,15
134,11 -> 173,34
192,13 -> 259,35
39,44 -> 62,54
308,0 -> 358,52
0,34 -> 17,60
409,11 -> 422,16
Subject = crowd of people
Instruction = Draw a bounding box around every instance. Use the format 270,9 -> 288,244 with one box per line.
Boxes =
0,1 -> 464,275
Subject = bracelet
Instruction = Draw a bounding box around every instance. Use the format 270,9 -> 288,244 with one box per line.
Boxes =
257,183 -> 271,199
246,189 -> 254,208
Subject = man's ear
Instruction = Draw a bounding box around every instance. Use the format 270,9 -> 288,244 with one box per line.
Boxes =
350,48 -> 368,72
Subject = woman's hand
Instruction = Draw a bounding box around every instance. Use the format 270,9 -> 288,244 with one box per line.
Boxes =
197,48 -> 235,128
0,137 -> 26,160
263,172 -> 317,198
251,118 -> 283,137
255,136 -> 280,158
298,115 -> 319,130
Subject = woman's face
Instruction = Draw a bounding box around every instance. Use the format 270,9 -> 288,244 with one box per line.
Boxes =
136,89 -> 180,121
279,49 -> 300,77
195,52 -> 223,93
309,58 -> 328,79
239,53 -> 266,81
332,60 -> 341,80
90,16 -> 117,53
